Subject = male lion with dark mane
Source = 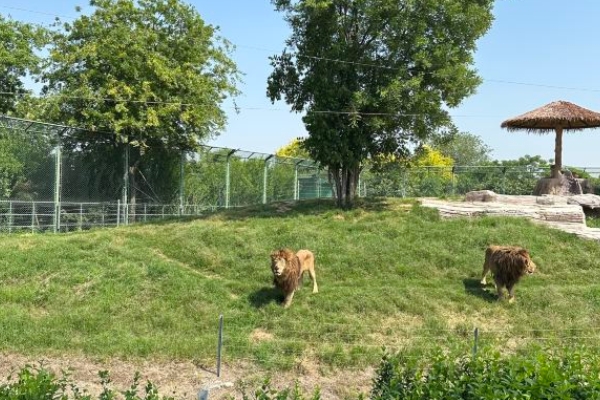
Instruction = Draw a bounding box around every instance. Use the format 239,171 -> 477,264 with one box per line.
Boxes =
481,245 -> 536,303
270,248 -> 318,308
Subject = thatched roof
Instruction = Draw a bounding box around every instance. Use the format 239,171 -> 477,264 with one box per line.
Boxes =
501,100 -> 600,133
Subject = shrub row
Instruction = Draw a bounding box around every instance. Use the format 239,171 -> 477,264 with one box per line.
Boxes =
4,349 -> 600,399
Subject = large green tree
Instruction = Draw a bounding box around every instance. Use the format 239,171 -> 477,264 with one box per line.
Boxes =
267,0 -> 494,208
0,16 -> 47,114
41,0 -> 239,205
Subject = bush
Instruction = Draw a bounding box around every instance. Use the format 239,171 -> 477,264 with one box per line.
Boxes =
0,365 -> 175,400
235,378 -> 321,400
370,349 -> 600,399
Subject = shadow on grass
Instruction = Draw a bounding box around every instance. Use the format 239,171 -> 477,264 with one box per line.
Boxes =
463,278 -> 498,303
248,287 -> 283,308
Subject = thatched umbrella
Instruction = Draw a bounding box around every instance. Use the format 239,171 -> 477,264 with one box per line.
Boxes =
501,100 -> 600,178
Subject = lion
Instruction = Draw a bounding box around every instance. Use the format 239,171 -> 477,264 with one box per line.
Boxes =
481,245 -> 536,303
270,248 -> 318,308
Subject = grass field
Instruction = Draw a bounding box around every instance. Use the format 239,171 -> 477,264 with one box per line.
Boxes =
1,198 -> 600,370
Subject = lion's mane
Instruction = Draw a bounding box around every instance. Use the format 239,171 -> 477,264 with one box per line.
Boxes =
485,245 -> 535,287
271,248 -> 302,295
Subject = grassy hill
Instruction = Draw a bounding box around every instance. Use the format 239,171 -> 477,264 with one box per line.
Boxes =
1,198 -> 600,370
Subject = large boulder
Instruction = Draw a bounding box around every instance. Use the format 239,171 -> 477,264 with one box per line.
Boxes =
465,190 -> 498,202
567,194 -> 600,209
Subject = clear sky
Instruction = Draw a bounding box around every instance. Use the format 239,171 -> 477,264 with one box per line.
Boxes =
2,1 -> 600,167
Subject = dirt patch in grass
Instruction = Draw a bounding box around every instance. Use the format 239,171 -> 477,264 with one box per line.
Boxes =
249,328 -> 274,343
0,353 -> 374,400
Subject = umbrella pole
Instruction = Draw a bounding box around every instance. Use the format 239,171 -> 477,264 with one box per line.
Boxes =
552,126 -> 563,178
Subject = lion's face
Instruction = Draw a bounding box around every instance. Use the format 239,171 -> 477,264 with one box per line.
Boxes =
524,255 -> 536,275
270,250 -> 290,277
271,256 -> 286,276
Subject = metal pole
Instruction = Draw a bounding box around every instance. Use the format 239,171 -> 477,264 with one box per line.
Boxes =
317,169 -> 321,199
8,201 -> 13,234
117,200 -> 121,227
179,151 -> 185,216
122,144 -> 130,225
53,144 -> 62,233
473,327 -> 479,357
217,314 -> 224,378
31,202 -> 36,233
225,150 -> 236,209
79,203 -> 83,231
263,155 -> 273,204
294,161 -> 302,200
357,169 -> 362,198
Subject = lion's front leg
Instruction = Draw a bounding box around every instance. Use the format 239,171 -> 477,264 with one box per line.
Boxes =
494,281 -> 504,301
283,290 -> 295,308
507,284 -> 516,304
481,264 -> 490,285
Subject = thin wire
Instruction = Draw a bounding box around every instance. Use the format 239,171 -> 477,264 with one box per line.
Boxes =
0,5 -> 76,20
3,5 -> 599,95
0,91 -> 503,118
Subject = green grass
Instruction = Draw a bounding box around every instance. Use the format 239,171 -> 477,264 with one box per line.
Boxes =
1,197 -> 600,369
587,216 -> 600,228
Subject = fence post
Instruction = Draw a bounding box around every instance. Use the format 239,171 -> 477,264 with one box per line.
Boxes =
225,149 -> 236,209
117,200 -> 121,227
31,201 -> 36,233
122,144 -> 130,225
217,314 -> 224,378
317,169 -> 322,199
473,327 -> 479,357
294,161 -> 303,200
53,144 -> 62,233
78,203 -> 83,231
8,201 -> 13,234
179,150 -> 185,216
451,166 -> 456,197
263,155 -> 273,204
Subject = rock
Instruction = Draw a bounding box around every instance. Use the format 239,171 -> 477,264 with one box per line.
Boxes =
567,194 -> 600,209
465,190 -> 498,202
536,196 -> 555,205
533,175 -> 583,196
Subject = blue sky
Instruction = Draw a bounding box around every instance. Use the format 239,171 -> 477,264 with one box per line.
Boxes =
2,1 -> 600,167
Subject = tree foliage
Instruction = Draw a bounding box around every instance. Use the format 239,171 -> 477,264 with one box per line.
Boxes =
275,137 -> 310,159
267,0 -> 495,207
42,0 -> 239,151
39,0 -> 239,206
430,131 -> 492,166
0,16 -> 47,114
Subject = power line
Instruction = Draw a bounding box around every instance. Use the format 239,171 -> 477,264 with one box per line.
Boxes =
5,6 -> 600,94
0,5 -> 76,20
0,91 -> 504,118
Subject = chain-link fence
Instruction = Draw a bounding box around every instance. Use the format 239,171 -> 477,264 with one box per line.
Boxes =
0,115 -> 333,233
2,115 -> 599,233
361,165 -> 600,198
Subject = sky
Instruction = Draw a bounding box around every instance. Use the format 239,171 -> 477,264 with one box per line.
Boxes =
2,1 -> 600,167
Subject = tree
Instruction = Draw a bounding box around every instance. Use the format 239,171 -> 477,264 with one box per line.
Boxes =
275,137 -> 310,159
40,0 -> 239,208
267,0 -> 494,208
430,131 -> 492,166
0,16 -> 47,114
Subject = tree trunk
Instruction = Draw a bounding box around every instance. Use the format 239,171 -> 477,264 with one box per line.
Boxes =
330,164 -> 360,209
129,158 -> 141,223
552,127 -> 563,178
